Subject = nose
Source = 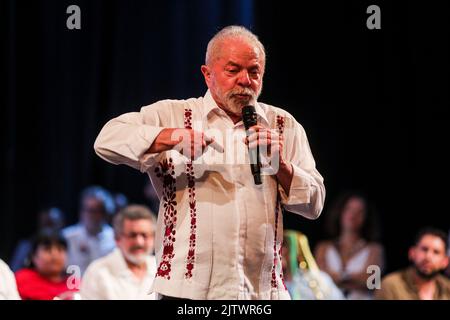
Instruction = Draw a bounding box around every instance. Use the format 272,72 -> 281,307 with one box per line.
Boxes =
424,250 -> 435,261
237,70 -> 251,87
134,234 -> 146,246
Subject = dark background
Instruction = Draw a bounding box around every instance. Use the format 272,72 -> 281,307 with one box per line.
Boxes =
1,0 -> 449,273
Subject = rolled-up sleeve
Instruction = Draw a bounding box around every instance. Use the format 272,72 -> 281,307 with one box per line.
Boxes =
278,118 -> 325,220
94,104 -> 165,172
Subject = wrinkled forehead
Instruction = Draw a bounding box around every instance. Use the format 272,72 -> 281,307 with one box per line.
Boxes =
215,37 -> 265,66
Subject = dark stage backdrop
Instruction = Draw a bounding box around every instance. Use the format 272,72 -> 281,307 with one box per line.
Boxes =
1,1 -> 449,273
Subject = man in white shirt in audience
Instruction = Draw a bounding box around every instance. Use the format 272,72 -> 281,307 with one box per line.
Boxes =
80,205 -> 157,299
0,259 -> 21,300
63,186 -> 117,274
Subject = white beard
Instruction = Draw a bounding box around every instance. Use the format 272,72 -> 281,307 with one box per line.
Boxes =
122,250 -> 149,266
216,84 -> 262,116
227,95 -> 256,115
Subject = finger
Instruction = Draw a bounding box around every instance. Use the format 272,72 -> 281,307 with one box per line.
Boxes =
205,135 -> 224,153
246,125 -> 264,137
246,128 -> 277,145
249,124 -> 265,131
248,141 -> 272,152
250,128 -> 274,138
246,133 -> 258,144
257,131 -> 272,146
247,135 -> 271,147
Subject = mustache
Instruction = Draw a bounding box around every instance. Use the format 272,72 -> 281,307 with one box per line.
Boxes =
228,88 -> 255,97
129,246 -> 146,251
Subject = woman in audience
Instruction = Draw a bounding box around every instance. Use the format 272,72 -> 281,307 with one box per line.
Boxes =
15,233 -> 79,300
10,207 -> 65,271
315,191 -> 385,299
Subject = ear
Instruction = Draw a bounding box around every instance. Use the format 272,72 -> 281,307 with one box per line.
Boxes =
441,255 -> 449,269
201,65 -> 211,87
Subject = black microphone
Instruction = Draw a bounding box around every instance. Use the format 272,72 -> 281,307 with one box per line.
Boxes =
242,105 -> 262,185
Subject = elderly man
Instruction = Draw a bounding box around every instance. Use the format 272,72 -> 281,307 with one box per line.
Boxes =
94,25 -> 325,300
80,205 -> 157,300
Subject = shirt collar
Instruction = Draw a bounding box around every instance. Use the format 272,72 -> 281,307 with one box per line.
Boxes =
80,223 -> 110,239
404,267 -> 447,299
203,90 -> 270,126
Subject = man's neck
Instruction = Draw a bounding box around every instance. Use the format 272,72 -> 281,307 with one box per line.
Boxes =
126,260 -> 148,280
220,106 -> 242,124
339,231 -> 361,244
412,269 -> 437,300
86,225 -> 102,236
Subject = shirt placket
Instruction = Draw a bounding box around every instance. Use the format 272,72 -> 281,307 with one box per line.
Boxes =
233,122 -> 249,298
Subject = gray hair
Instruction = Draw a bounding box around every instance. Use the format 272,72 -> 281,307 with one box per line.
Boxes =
113,204 -> 157,238
205,25 -> 266,67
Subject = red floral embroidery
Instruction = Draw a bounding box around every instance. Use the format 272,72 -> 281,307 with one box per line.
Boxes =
155,158 -> 177,279
271,198 -> 281,288
279,245 -> 287,290
184,109 -> 193,129
184,108 -> 197,279
276,115 -> 285,135
271,115 -> 285,288
185,163 -> 197,279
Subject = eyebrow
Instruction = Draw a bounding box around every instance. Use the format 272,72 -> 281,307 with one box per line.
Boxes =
225,61 -> 241,68
225,61 -> 261,70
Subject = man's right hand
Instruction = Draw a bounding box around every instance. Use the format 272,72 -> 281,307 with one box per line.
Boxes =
148,128 -> 214,160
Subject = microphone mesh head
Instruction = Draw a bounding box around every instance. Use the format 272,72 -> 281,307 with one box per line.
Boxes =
242,105 -> 257,129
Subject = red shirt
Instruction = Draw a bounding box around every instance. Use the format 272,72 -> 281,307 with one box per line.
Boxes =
15,268 -> 76,300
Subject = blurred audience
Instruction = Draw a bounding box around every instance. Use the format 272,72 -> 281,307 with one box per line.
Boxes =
80,205 -> 157,299
282,230 -> 344,300
105,192 -> 129,226
315,191 -> 385,299
375,227 -> 450,300
0,258 -> 20,300
62,186 -> 116,274
10,207 -> 65,271
114,192 -> 129,213
15,233 -> 78,300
